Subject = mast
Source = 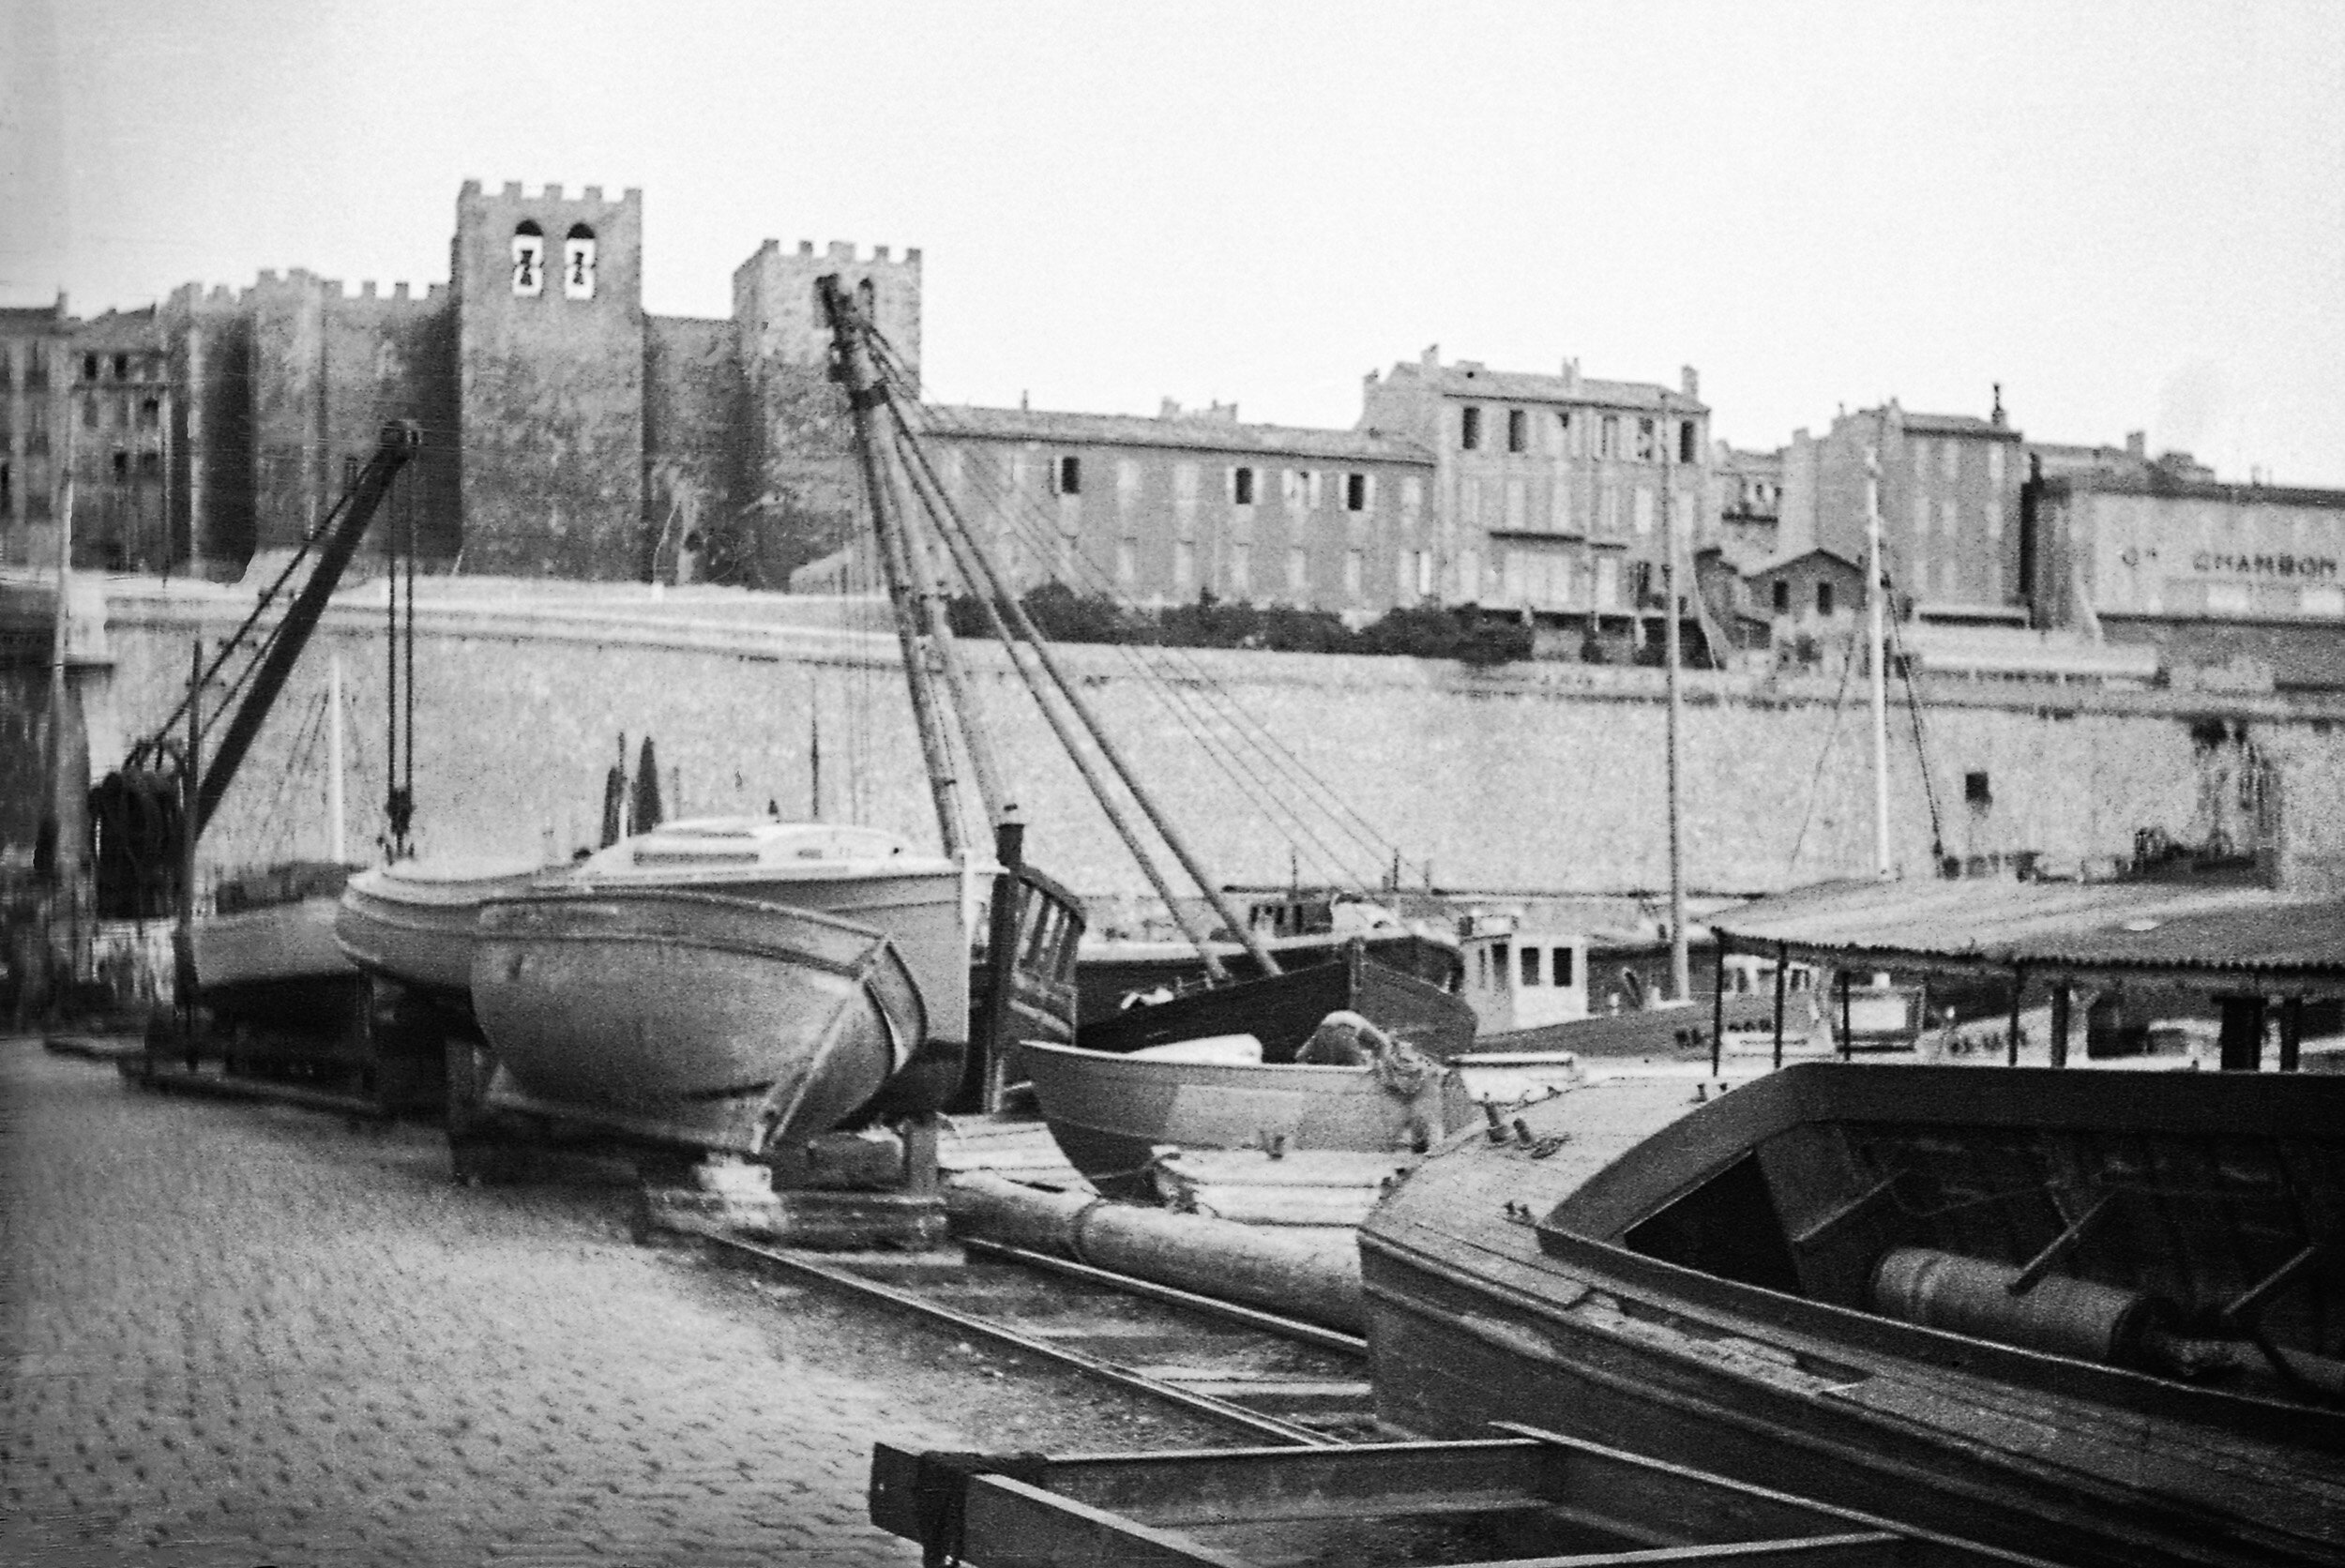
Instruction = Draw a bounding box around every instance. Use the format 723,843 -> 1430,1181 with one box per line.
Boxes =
887,449 -> 1010,830
821,279 -> 968,857
47,437 -> 75,884
1661,439 -> 1689,1003
1866,443 -> 1892,878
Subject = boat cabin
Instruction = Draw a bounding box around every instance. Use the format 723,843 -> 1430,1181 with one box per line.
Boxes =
1458,915 -> 1589,1033
578,817 -> 928,875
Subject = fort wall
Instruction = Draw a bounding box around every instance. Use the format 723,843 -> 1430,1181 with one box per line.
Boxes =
93,582 -> 2345,905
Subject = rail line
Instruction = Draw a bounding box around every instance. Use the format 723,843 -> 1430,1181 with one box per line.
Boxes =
678,1220 -> 1376,1447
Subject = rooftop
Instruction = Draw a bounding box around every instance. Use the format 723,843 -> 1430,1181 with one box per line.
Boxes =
1381,357 -> 1703,414
917,403 -> 1434,464
1712,874 -> 2345,987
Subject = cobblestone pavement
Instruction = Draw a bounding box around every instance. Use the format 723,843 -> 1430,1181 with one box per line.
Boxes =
0,1035 -> 982,1567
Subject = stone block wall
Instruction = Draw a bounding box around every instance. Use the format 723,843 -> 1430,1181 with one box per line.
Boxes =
93,584 -> 2345,904
643,316 -> 746,581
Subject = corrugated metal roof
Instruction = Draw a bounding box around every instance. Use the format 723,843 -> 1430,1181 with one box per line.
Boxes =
1711,875 -> 2345,986
917,404 -> 1433,464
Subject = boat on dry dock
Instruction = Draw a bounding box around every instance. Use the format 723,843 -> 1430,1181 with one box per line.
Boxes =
334,853 -> 548,1022
1359,1062 -> 2345,1568
1022,1035 -> 1480,1200
461,817 -> 1082,1153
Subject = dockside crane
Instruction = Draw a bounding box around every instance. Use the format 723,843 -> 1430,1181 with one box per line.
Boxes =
90,420 -> 422,922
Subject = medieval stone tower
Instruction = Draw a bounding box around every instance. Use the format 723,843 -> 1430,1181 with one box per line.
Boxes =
452,180 -> 646,579
732,240 -> 922,582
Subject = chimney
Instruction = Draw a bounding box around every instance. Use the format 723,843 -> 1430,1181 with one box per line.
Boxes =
1420,344 -> 1440,369
1158,397 -> 1182,419
1990,383 -> 2005,428
2126,430 -> 2146,460
1681,365 -> 1700,400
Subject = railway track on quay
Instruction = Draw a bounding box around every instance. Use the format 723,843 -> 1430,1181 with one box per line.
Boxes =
676,1218 -> 1381,1448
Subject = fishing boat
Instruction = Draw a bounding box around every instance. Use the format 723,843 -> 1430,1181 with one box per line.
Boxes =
469,886 -> 928,1154
194,861 -> 358,1035
1076,889 -> 1460,1022
333,853 -> 549,1024
1024,1034 -> 1478,1201
1076,938 -> 1477,1063
462,818 -> 1082,1150
1358,1061 -> 2345,1568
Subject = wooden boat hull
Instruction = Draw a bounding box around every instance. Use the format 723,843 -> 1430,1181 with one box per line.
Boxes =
193,894 -> 358,1028
335,856 -> 547,1019
1024,1038 -> 1472,1201
1359,1063 -> 2345,1568
471,889 -> 925,1156
1074,942 -> 1477,1064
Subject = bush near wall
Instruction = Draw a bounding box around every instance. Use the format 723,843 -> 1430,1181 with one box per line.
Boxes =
948,584 -> 1536,667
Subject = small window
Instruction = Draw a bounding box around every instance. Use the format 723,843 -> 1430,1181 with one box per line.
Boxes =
1506,408 -> 1526,453
1,461 -> 11,514
139,450 -> 159,476
1600,415 -> 1620,460
1460,406 -> 1482,451
113,353 -> 129,381
564,223 -> 598,300
511,220 -> 546,296
1520,946 -> 1541,987
1056,455 -> 1082,495
138,398 -> 159,429
1772,580 -> 1791,613
1679,420 -> 1698,463
1636,417 -> 1657,461
1817,581 -> 1836,617
1552,946 -> 1575,988
112,450 -> 129,480
1965,771 -> 1992,807
1345,473 -> 1368,512
81,353 -> 98,382
1232,465 -> 1255,505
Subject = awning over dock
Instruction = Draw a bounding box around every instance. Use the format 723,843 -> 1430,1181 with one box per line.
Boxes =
1711,875 -> 2345,992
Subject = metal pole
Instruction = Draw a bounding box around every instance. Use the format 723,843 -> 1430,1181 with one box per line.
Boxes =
2007,966 -> 2025,1067
889,432 -> 1010,830
179,639 -> 202,1049
1838,969 -> 1853,1061
1865,444 -> 1891,878
326,653 -> 346,863
2050,983 -> 2071,1068
2280,996 -> 2302,1073
1662,444 -> 1689,1003
1709,940 -> 1726,1078
1771,942 -> 1788,1072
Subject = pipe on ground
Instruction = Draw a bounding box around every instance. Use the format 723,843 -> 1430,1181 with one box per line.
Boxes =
946,1171 -> 1362,1332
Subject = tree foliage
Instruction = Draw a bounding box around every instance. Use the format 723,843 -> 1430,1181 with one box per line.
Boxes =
942,585 -> 1534,667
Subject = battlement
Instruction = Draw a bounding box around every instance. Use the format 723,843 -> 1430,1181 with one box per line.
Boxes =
464,179 -> 640,212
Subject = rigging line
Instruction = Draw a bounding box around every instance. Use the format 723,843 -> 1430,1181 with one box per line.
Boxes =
1783,608 -> 1868,878
1880,580 -> 1947,862
886,424 -> 1379,890
875,400 -> 1242,974
903,414 -> 1399,885
869,339 -> 1408,870
248,686 -> 327,864
885,422 -> 1388,894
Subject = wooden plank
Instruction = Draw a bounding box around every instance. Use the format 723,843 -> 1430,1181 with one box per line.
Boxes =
1439,1536 -> 1902,1567
963,1474 -> 1257,1567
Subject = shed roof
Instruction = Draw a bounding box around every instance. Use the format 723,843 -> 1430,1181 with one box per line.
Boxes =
1711,875 -> 2345,988
1388,360 -> 1703,414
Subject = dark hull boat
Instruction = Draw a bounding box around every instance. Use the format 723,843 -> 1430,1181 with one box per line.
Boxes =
1359,1063 -> 2345,1568
1075,941 -> 1477,1063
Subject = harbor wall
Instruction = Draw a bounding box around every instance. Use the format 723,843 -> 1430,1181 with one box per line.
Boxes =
90,579 -> 2345,905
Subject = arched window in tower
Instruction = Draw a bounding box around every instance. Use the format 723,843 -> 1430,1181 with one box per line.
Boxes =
563,224 -> 598,300
511,220 -> 546,296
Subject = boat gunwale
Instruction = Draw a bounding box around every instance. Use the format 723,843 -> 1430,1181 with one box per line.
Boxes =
1469,1063 -> 2345,1453
475,885 -> 918,985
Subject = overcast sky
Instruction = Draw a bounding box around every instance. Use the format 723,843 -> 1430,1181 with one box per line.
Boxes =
7,0 -> 2341,484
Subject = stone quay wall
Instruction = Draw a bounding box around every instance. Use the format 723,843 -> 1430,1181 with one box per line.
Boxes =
92,579 -> 2345,904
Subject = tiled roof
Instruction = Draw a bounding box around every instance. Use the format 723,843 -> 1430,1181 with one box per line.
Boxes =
2045,470 -> 2345,511
916,404 -> 1434,464
1712,874 -> 2345,983
1387,360 -> 1702,413
1747,547 -> 1862,577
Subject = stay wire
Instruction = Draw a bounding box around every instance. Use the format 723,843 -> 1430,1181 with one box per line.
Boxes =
861,328 -> 1400,874
1783,608 -> 1868,878
885,373 -> 1403,891
879,401 -> 1391,895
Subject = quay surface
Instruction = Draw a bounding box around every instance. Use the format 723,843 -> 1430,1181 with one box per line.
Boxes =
0,1036 -> 1209,1566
